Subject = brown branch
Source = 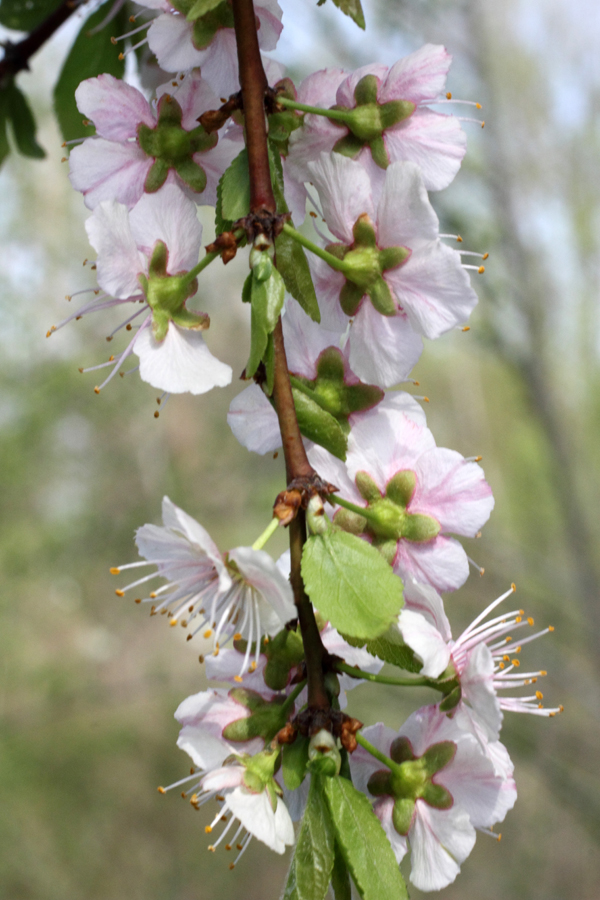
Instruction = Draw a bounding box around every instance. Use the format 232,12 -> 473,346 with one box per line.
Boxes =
231,0 -> 329,711
0,0 -> 84,83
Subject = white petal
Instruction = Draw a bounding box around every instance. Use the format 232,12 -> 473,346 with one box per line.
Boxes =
377,161 -> 439,247
385,110 -> 466,192
283,300 -> 345,378
161,496 -> 229,587
393,535 -> 469,593
308,153 -> 375,244
129,184 -> 202,272
227,384 -> 281,455
376,391 -> 427,426
409,803 -> 475,891
70,139 -> 150,210
176,725 -> 235,770
134,323 -> 232,395
226,786 -> 294,853
348,301 -> 423,388
459,643 -> 501,741
397,609 -> 450,678
85,200 -> 146,298
411,449 -> 494,535
380,44 -> 452,105
75,74 -> 155,140
147,14 -> 204,72
228,546 -> 296,630
404,578 -> 452,641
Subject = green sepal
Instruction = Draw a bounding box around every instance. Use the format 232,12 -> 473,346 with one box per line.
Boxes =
301,530 -> 404,640
323,777 -> 409,900
332,133 -> 364,159
307,755 -> 339,777
343,625 -> 422,674
353,74 -> 379,106
282,736 -> 310,791
367,277 -> 396,316
291,387 -> 348,460
355,472 -> 381,503
53,0 -> 128,143
339,280 -> 365,316
263,627 -> 305,691
368,135 -> 389,169
190,1 -> 234,47
385,471 -> 416,507
439,684 -> 462,712
379,245 -> 410,270
391,797 -> 415,835
174,157 -> 208,193
246,265 -> 285,378
283,775 -> 335,900
379,99 -> 416,129
333,508 -> 367,534
5,82 -> 45,159
144,158 -> 170,193
222,689 -> 288,743
402,513 -> 441,543
352,214 -> 378,247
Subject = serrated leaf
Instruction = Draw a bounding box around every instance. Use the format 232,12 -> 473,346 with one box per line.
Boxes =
282,736 -> 309,791
323,777 -> 408,900
275,228 -> 321,322
246,267 -> 285,378
282,776 -> 335,900
331,841 -> 352,900
330,0 -> 365,29
0,0 -> 63,31
292,388 -> 347,460
220,147 -> 251,222
6,82 -> 45,158
53,0 -> 128,143
302,531 -> 403,640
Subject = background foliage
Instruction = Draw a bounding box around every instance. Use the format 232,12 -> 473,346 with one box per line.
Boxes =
0,0 -> 599,897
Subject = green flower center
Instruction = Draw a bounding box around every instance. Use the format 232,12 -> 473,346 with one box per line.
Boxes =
138,240 -> 208,342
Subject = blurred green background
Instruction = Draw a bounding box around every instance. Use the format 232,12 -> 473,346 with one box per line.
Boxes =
1,0 -> 599,897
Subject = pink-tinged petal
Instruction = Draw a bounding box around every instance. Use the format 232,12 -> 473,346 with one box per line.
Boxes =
69,138 -> 150,210
309,256 -> 349,331
394,535 -> 469,592
85,200 -> 146,298
409,803 -> 475,891
262,54 -> 286,85
308,153 -> 375,243
147,14 -> 204,72
227,384 -> 280,455
373,391 -> 427,427
75,74 -> 155,140
255,0 -> 283,51
160,496 -> 227,582
346,408 -> 435,492
440,733 -> 514,828
282,158 -> 307,224
374,795 -> 409,864
228,546 -> 296,629
335,63 -> 387,107
412,449 -> 494,535
175,688 -> 241,727
283,301 -> 344,378
403,579 -> 451,641
197,30 -> 241,96
156,71 -> 220,130
307,443 -> 363,506
286,117 -> 344,186
299,67 -> 347,106
134,323 -> 232,395
385,110 -> 466,192
348,301 -> 423,387
459,643 -> 502,741
387,240 -> 477,339
177,724 -> 236,770
227,787 -> 294,853
397,608 -> 450,677
380,44 -> 452,105
129,184 -> 202,271
201,764 -> 245,793
376,161 -> 439,247
205,648 -> 272,693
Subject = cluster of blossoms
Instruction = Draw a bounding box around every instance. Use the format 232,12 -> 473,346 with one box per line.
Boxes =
55,1 -> 561,896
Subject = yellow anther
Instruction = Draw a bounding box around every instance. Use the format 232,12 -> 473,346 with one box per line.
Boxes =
456,235 -> 463,242
559,705 -> 564,712
111,36 -> 117,44
150,592 -> 157,599
538,702 -> 543,709
169,618 -> 177,626
263,636 -> 269,644
61,156 -> 67,163
236,843 -> 243,851
208,845 -> 216,852
225,844 -> 232,851
198,654 -> 205,663
181,619 -> 187,627
234,675 -> 243,683
497,833 -> 502,842
188,605 -> 194,612
157,786 -> 166,793
446,91 -> 452,99
478,265 -> 485,274
229,863 -> 235,870
115,589 -> 125,597
94,386 -> 101,394
527,617 -> 534,626
233,632 -> 243,641
548,625 -> 555,631
482,252 -> 489,260
205,826 -> 212,834
515,646 -> 521,653
540,670 -> 547,676
498,662 -> 505,669
150,606 -> 156,616
216,795 -> 225,802
511,659 -> 520,667
503,654 -> 510,662
154,411 -> 160,419
515,616 -> 522,623
204,629 -> 213,639
221,815 -> 228,823
186,634 -> 193,641
423,396 -> 430,403
535,691 -> 543,700
549,711 -> 555,717
249,661 -> 257,672
118,52 -> 125,60
181,792 -> 186,798
481,121 -> 485,128
511,583 -> 516,591
476,102 -> 482,109
474,455 -> 482,462
110,567 -> 120,574
462,326 -> 470,332
135,598 -> 142,604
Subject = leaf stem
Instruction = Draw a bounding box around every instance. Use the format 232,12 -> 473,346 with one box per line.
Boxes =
336,661 -> 432,687
355,731 -> 399,772
331,494 -> 379,523
276,95 -> 350,124
281,678 -> 307,714
182,249 -> 219,285
251,516 -> 280,551
282,223 -> 348,273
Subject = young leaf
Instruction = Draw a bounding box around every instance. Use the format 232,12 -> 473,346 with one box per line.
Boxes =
292,388 -> 347,460
364,631 -> 422,672
219,148 -> 251,222
0,0 -> 62,31
323,777 -> 408,900
246,267 -> 285,378
282,736 -> 310,791
283,776 -> 335,900
53,0 -> 128,143
275,228 -> 321,323
330,0 -> 365,29
6,82 -> 45,158
186,0 -> 223,20
331,841 -> 352,900
301,531 -> 404,640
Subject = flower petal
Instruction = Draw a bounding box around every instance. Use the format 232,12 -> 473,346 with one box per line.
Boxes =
134,323 -> 232,395
75,73 -> 155,140
69,138 -> 150,210
129,184 -> 202,272
85,200 -> 146,298
227,384 -> 281,455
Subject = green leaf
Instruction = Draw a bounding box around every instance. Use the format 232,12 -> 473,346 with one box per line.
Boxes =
283,776 -> 335,900
331,841 -> 352,900
275,228 -> 321,323
282,736 -> 309,791
323,777 -> 408,900
185,0 -> 223,20
53,0 -> 128,143
0,0 -> 62,31
329,0 -> 365,29
292,387 -> 347,460
246,267 -> 285,378
219,147 -> 251,222
6,82 -> 45,158
301,531 -> 404,640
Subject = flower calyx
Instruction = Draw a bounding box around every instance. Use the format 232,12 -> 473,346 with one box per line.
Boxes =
138,240 -> 208,342
137,93 -> 217,194
367,737 -> 456,835
335,470 -> 441,559
330,74 -> 415,169
237,744 -> 284,808
329,213 -> 410,317
222,687 -> 292,744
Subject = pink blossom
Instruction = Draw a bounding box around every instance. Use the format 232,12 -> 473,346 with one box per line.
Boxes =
308,405 -> 494,592
350,709 -> 516,891
139,0 -> 282,93
287,45 -> 466,193
306,154 -> 477,387
69,73 -> 240,210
